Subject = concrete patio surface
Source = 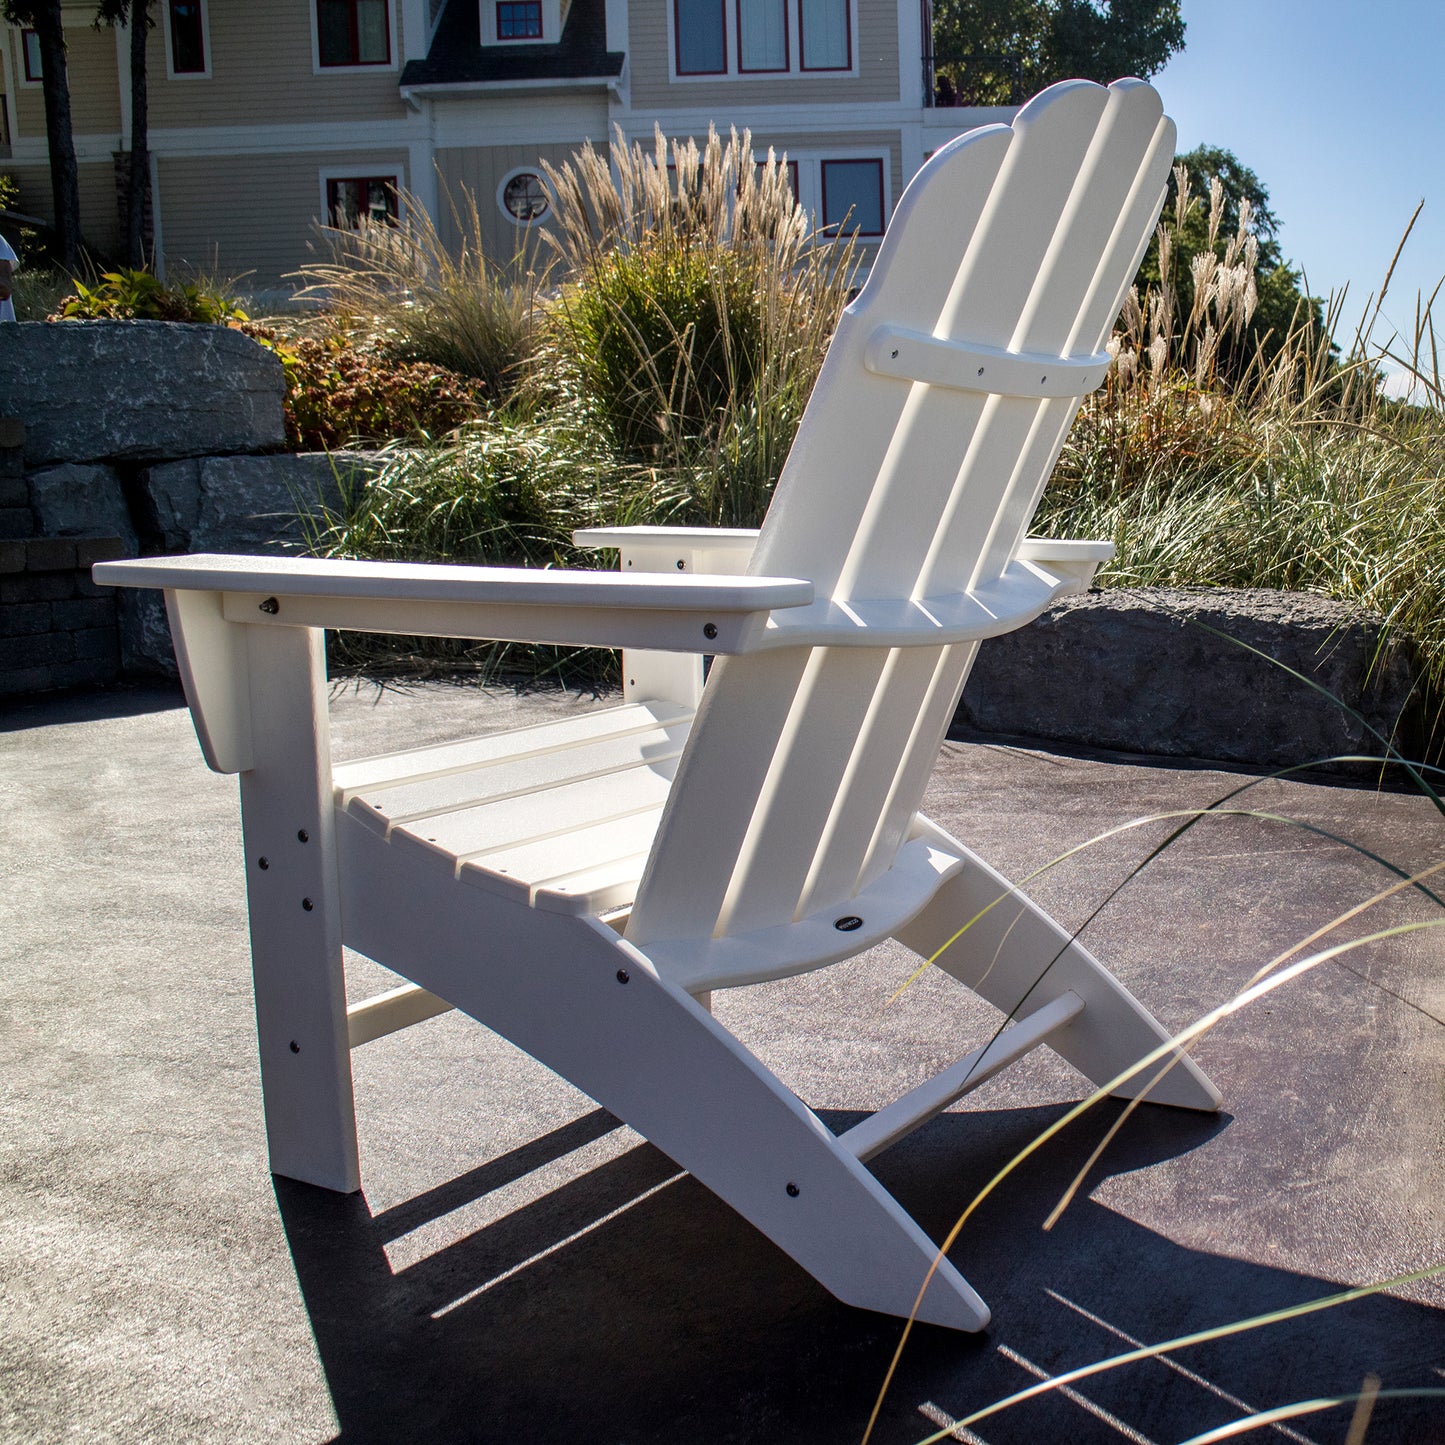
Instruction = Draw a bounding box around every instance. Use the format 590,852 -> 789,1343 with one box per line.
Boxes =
2,680 -> 1443,1444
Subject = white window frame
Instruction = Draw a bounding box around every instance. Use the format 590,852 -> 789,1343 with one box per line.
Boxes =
496,166 -> 551,228
479,0 -> 563,44
318,167 -> 405,228
310,0 -> 400,75
666,0 -> 856,82
161,0 -> 212,82
747,148 -> 889,240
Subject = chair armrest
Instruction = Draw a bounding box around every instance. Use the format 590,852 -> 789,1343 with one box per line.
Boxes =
93,553 -> 811,654
573,526 -> 761,576
93,554 -> 812,774
1016,537 -> 1114,593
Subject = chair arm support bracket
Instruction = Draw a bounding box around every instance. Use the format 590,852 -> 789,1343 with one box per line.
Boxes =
864,325 -> 1112,399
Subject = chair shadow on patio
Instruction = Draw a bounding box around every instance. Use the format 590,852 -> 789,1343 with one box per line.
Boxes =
274,1099 -> 1443,1443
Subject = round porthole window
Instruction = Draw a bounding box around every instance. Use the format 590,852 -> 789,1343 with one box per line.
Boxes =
501,170 -> 549,224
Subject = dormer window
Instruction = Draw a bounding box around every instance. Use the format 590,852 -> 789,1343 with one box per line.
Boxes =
496,0 -> 542,37
479,0 -> 562,46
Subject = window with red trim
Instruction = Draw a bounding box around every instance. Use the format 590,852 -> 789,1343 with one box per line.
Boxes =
674,0 -> 725,74
821,158 -> 884,235
168,0 -> 206,74
327,176 -> 398,228
496,1 -> 542,38
737,0 -> 786,72
21,29 -> 42,81
317,0 -> 391,67
799,0 -> 848,70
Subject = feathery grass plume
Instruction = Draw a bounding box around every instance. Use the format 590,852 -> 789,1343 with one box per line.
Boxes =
535,124 -> 858,527
1039,189 -> 1445,750
291,179 -> 542,405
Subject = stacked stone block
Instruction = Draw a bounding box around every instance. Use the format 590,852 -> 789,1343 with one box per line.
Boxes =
0,322 -> 375,689
1,535 -> 127,697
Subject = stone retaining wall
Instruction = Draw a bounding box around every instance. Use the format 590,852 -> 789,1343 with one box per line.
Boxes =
1,536 -> 127,696
0,322 -> 376,683
959,587 -> 1426,771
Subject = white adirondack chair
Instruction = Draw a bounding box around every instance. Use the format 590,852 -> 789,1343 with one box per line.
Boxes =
96,79 -> 1219,1332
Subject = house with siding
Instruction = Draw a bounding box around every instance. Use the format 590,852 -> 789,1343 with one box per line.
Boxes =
0,0 -> 1010,291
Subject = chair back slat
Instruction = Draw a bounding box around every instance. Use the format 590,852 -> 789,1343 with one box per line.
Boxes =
712,647 -> 892,935
793,643 -> 954,919
626,80 -> 1175,950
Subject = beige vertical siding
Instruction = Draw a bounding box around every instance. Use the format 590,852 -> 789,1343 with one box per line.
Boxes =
435,141 -> 604,268
629,0 -> 899,110
158,148 -> 411,287
147,0 -> 409,130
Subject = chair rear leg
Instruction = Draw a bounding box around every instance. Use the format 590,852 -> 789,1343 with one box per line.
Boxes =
896,832 -> 1221,1112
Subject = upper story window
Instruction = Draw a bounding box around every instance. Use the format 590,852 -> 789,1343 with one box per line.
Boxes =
21,28 -> 41,82
799,0 -> 848,69
317,0 -> 391,67
166,0 -> 208,77
496,0 -> 542,38
675,0 -> 725,75
737,0 -> 786,71
673,0 -> 850,79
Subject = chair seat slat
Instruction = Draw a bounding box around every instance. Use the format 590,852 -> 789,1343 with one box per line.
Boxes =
343,718 -> 689,826
460,807 -> 665,904
332,701 -> 690,796
382,764 -> 676,868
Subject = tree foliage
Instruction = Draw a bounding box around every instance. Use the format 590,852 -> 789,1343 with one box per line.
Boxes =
932,0 -> 1184,101
1139,145 -> 1328,375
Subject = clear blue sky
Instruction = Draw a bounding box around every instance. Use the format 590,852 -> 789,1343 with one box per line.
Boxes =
1152,0 -> 1444,373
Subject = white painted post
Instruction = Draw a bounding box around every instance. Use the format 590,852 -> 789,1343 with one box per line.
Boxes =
236,621 -> 360,1192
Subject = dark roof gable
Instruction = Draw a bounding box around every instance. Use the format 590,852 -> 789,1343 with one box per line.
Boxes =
401,0 -> 624,86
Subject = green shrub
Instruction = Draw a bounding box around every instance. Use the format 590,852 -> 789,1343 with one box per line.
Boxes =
537,125 -> 857,526
554,243 -> 763,458
52,266 -> 248,323
263,331 -> 487,449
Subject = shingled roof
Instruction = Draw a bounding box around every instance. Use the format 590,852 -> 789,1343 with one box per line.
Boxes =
400,0 -> 624,87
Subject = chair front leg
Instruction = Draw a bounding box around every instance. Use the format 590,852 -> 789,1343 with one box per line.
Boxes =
236,622 -> 361,1192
